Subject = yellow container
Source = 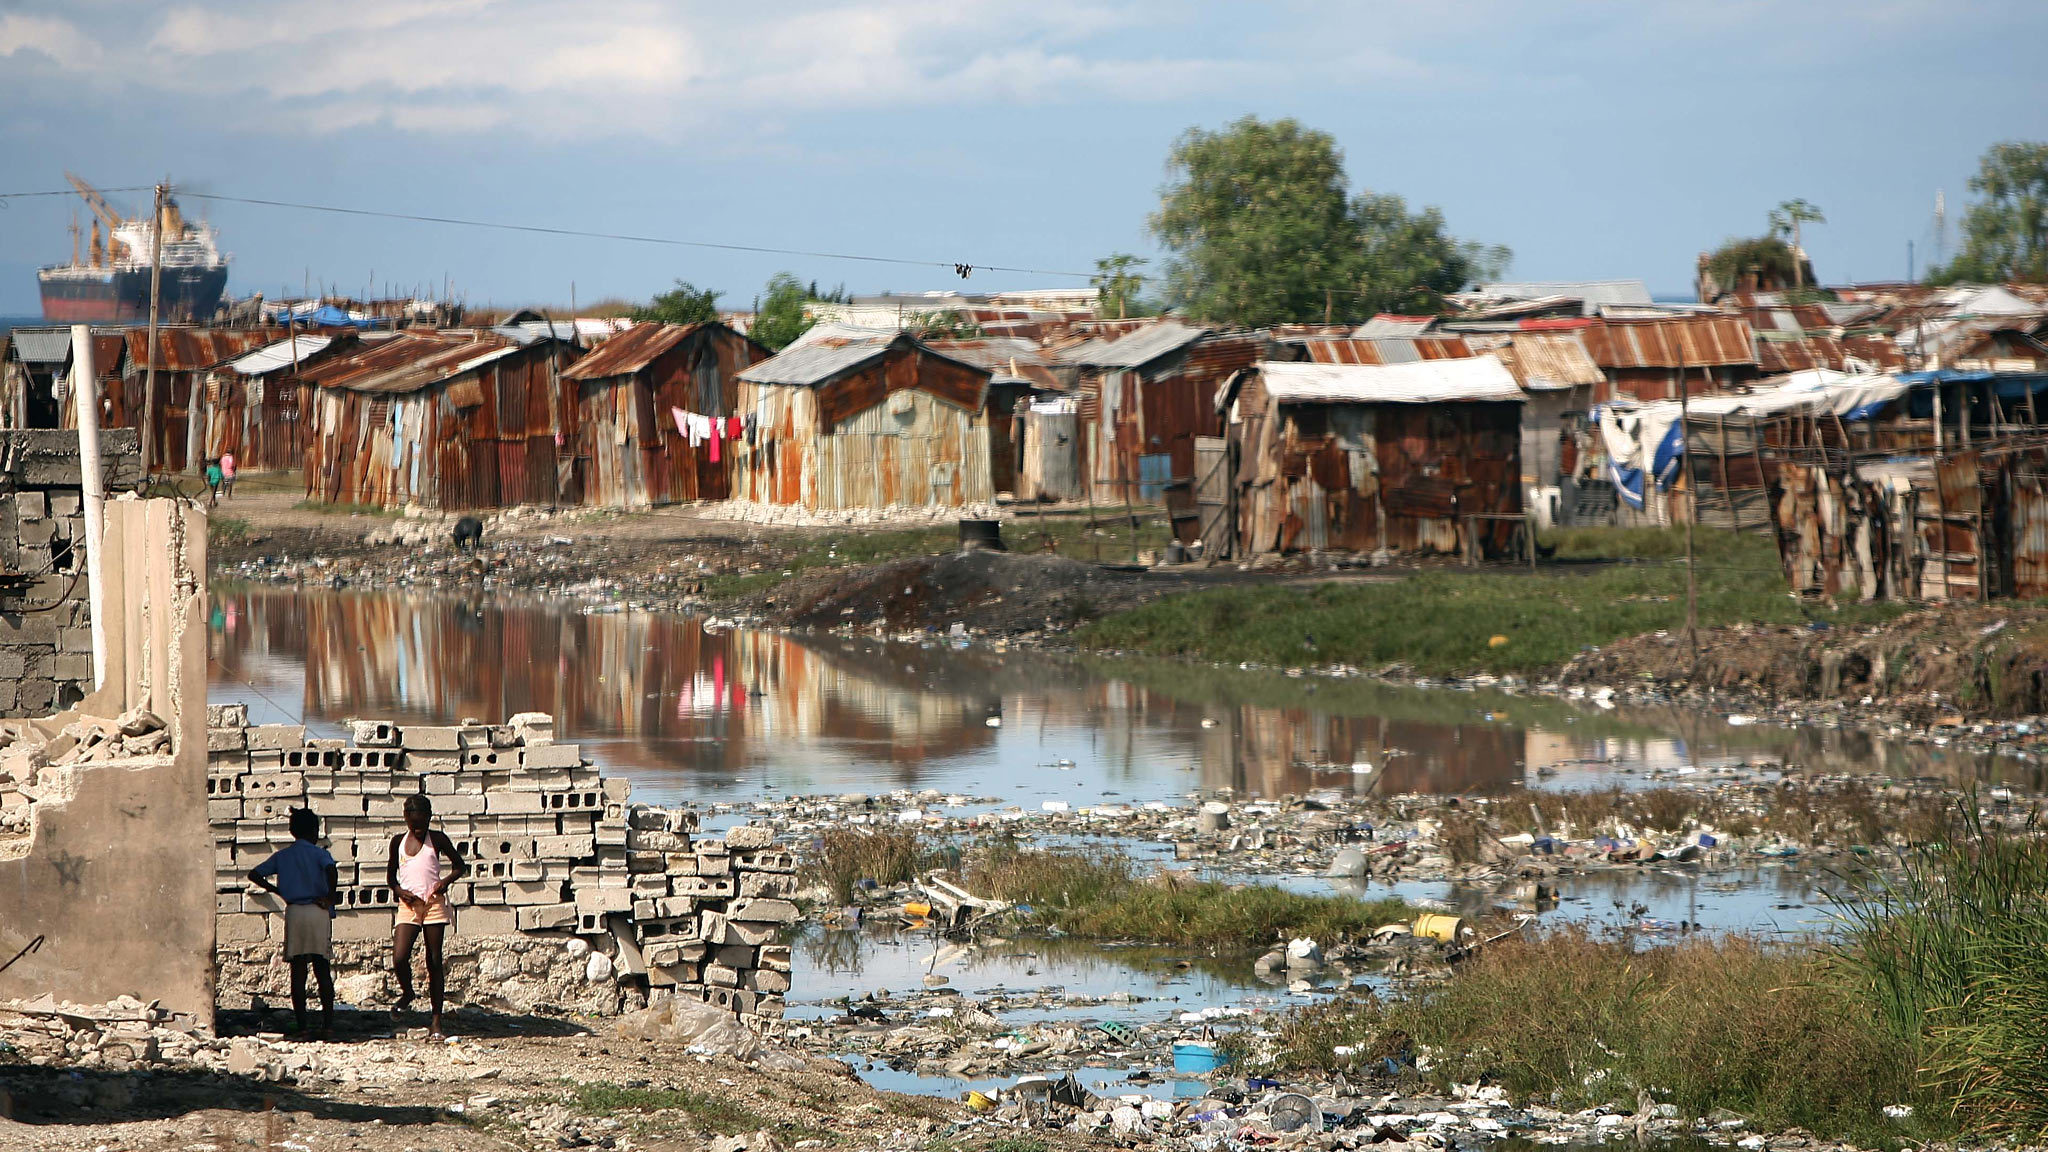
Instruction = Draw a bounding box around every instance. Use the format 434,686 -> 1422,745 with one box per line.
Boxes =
1414,913 -> 1465,943
964,1091 -> 995,1112
904,901 -> 933,918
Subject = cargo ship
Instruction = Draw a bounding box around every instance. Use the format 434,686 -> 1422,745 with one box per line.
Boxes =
38,174 -> 228,324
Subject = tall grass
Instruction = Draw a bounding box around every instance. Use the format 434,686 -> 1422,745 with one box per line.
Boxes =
1840,809 -> 2048,1139
1239,927 -> 1927,1144
1075,526 -> 1904,676
806,825 -> 933,903
962,840 -> 1410,947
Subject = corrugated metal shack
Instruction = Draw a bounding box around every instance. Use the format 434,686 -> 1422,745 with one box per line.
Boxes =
557,322 -> 768,508
1220,358 -> 1525,558
923,337 -> 1064,497
200,334 -> 351,472
298,329 -> 579,510
730,326 -> 995,511
116,328 -> 282,471
1580,316 -> 1759,401
1056,321 -> 1267,540
6,327 -> 129,430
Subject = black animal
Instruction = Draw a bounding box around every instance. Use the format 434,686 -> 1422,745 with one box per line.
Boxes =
452,516 -> 484,549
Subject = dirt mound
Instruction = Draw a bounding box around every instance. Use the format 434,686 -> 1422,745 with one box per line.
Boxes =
1562,603 -> 2048,720
765,549 -> 1154,636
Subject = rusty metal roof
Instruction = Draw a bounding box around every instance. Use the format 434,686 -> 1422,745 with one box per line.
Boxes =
922,337 -> 1063,390
1494,331 -> 1603,390
297,331 -> 518,394
125,328 -> 280,372
1290,336 -> 1473,365
1055,320 -> 1209,369
738,325 -> 990,388
560,322 -> 703,381
1354,314 -> 1438,338
1581,316 -> 1757,369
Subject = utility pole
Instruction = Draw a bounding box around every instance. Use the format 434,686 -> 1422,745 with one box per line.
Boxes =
71,325 -> 108,689
142,180 -> 166,475
1680,351 -> 1697,664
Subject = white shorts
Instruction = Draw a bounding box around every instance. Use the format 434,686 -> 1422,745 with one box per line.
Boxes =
284,903 -> 333,959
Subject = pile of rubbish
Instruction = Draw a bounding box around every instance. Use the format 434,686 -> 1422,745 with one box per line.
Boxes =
0,994 -> 215,1072
0,706 -> 169,841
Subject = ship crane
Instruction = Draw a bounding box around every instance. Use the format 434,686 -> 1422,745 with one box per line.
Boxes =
65,172 -> 129,263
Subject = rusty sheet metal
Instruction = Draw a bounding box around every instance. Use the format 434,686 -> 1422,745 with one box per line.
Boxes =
2012,463 -> 2048,599
560,322 -> 703,381
1293,337 -> 1474,365
1581,316 -> 1757,369
123,327 -> 280,373
297,331 -> 513,395
922,337 -> 1063,390
1495,331 -> 1602,389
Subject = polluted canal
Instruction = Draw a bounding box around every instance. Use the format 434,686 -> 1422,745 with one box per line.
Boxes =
207,584 -> 2027,1110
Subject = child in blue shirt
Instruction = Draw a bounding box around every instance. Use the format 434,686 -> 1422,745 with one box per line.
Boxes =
249,808 -> 339,1038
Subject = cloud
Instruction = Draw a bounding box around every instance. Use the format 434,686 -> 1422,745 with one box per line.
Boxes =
2,0 -> 1423,138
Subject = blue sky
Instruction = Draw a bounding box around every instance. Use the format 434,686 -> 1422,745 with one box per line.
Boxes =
2,0 -> 2044,315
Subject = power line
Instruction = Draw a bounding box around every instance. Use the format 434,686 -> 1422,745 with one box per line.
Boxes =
180,190 -> 1097,281
0,187 -> 155,201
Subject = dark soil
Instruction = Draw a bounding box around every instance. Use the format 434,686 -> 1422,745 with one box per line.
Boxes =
761,549 -> 1166,637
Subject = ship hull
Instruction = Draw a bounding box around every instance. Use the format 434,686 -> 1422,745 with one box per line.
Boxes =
39,265 -> 228,324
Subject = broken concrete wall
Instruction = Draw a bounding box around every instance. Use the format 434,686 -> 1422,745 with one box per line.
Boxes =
207,712 -> 795,1019
0,430 -> 144,715
0,496 -> 213,1022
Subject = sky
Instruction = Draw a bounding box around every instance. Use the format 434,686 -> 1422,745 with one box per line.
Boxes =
2,0 -> 2045,315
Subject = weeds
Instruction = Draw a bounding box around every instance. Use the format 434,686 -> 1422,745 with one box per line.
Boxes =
962,840 -> 1409,947
807,825 -> 933,904
1839,807 -> 2048,1140
1076,527 -> 1905,676
208,515 -> 253,544
562,1081 -> 831,1142
292,499 -> 400,518
1238,927 -> 1928,1144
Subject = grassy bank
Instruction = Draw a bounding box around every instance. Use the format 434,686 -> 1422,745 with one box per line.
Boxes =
1076,527 -> 1905,676
1232,814 -> 2048,1145
805,830 -> 1410,946
960,841 -> 1410,947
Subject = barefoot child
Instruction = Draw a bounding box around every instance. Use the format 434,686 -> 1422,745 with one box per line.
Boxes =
387,794 -> 468,1038
249,807 -> 338,1038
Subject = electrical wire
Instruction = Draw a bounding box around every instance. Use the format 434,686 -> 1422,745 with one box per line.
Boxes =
0,187 -> 154,201
207,654 -> 308,725
180,191 -> 1097,281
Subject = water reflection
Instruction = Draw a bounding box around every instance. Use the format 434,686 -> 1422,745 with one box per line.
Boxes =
206,584 -> 2033,809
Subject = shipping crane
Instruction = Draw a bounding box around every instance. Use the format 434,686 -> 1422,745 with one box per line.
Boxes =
65,172 -> 130,264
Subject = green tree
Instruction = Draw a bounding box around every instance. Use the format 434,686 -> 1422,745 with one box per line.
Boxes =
1702,235 -> 1800,294
1148,116 -> 1506,326
1091,253 -> 1151,319
751,272 -> 817,351
1768,199 -> 1824,287
1936,141 -> 2048,283
630,280 -> 722,325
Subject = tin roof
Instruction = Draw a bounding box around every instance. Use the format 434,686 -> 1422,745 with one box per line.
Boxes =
921,337 -> 1063,389
1259,357 -> 1525,405
1290,336 -> 1474,365
125,328 -> 281,372
1581,316 -> 1757,369
7,329 -> 75,365
737,325 -> 989,388
297,332 -> 517,394
225,335 -> 335,377
560,322 -> 702,381
1055,320 -> 1209,369
1494,331 -> 1603,391
1479,280 -> 1653,311
1354,314 -> 1438,339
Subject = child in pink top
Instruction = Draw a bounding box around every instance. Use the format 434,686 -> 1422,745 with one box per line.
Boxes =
387,794 -> 468,1037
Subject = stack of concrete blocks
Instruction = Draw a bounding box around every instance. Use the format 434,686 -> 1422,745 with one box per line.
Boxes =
205,706 -> 798,1019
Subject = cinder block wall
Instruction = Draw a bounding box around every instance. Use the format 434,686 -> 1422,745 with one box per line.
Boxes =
0,430 -> 143,716
208,710 -> 796,1019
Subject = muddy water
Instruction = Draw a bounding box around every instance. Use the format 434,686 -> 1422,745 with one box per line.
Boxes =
206,585 -> 2032,810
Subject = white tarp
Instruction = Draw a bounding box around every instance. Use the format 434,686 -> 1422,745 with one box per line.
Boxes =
226,335 -> 333,377
1259,357 -> 1524,405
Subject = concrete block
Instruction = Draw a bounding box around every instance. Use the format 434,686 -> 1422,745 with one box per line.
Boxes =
306,795 -> 363,818
627,828 -> 688,853
217,913 -> 269,944
208,798 -> 244,821
206,703 -> 249,728
48,492 -> 80,518
508,711 -> 555,745
248,725 -> 307,751
758,945 -> 792,973
601,777 -> 632,802
712,944 -> 756,968
664,854 -> 699,877
745,969 -> 791,994
504,769 -> 570,792
503,880 -> 563,906
404,753 -> 462,773
738,872 -> 794,900
720,920 -> 779,947
674,875 -> 735,899
627,852 -> 666,874
243,891 -> 285,914
515,903 -> 577,931
704,962 -> 741,988
576,887 -> 633,914
485,791 -> 544,815
724,824 -> 775,850
57,626 -> 92,654
535,834 -> 596,859
430,793 -> 481,816
350,720 -> 402,747
733,849 -> 796,874
523,743 -> 581,769
403,726 -> 466,752
656,895 -> 698,919
630,873 -> 672,897
467,883 -> 504,905
333,910 -> 392,942
642,942 -> 684,969
423,774 -> 456,796
207,728 -> 248,753
462,907 -> 519,935
462,748 -> 516,772
509,859 -> 547,882
542,790 -> 603,813
693,850 -> 731,877
244,772 -> 306,799
595,825 -> 627,848
730,898 -> 799,925
12,491 -> 46,520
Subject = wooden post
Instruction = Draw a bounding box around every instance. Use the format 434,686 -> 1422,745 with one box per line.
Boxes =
1681,352 -> 1697,663
143,181 -> 166,475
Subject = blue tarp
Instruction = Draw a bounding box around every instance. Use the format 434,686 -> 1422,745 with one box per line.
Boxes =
1895,369 -> 2048,420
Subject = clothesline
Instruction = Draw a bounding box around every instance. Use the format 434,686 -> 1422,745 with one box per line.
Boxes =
671,408 -> 756,462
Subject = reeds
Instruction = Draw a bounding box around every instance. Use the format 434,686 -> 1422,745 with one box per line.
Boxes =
806,825 -> 932,904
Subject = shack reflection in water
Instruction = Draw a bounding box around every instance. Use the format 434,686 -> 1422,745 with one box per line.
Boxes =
206,586 -> 2029,808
